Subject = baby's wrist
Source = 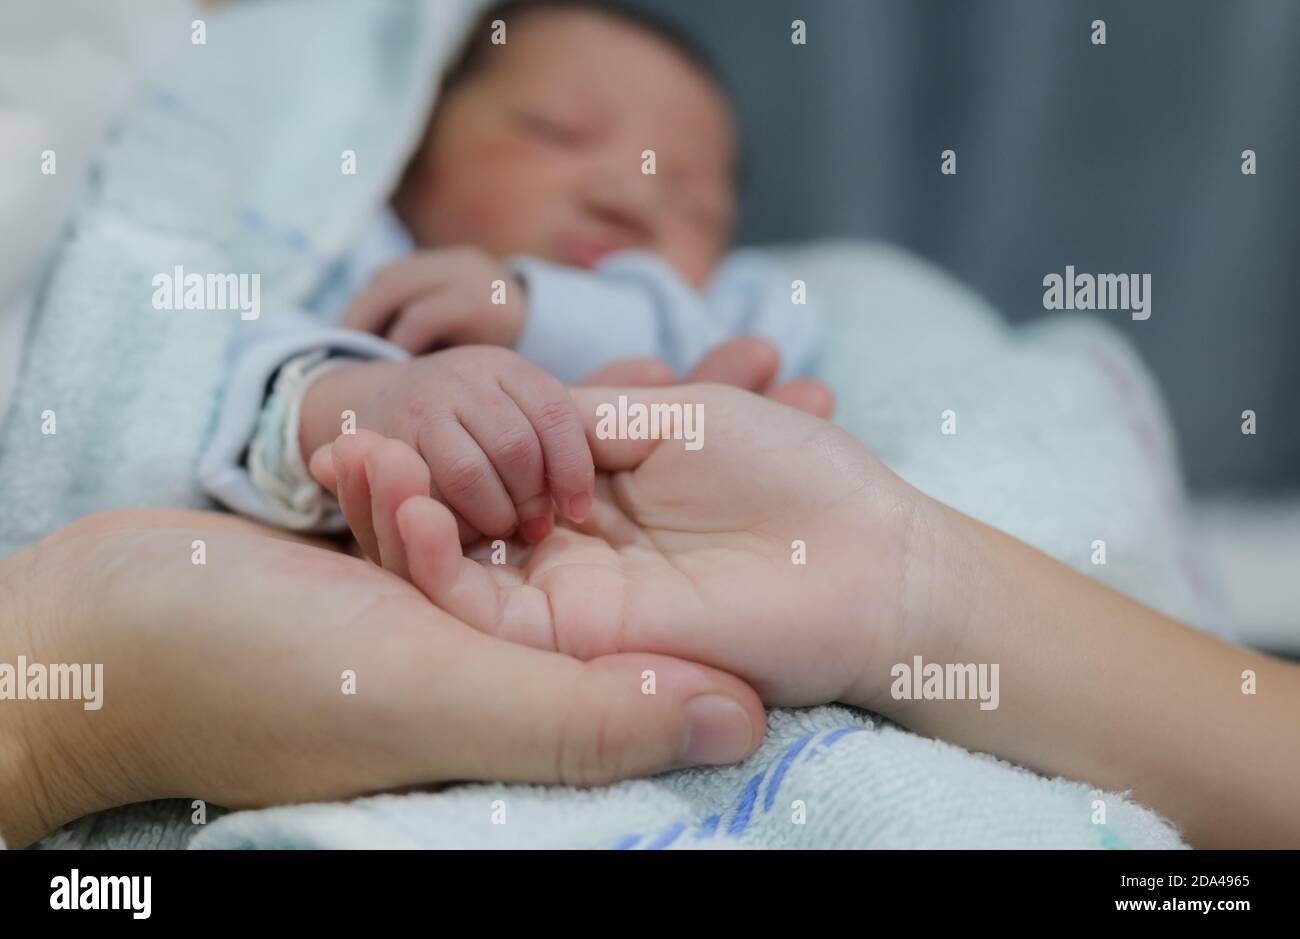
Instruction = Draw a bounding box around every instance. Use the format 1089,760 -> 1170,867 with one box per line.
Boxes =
297,358 -> 399,460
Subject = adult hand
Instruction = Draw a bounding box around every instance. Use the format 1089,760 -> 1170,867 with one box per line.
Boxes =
0,509 -> 765,848
369,383 -> 945,707
375,383 -> 1300,849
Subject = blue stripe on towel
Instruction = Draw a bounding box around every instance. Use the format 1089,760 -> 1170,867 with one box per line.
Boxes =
764,733 -> 816,811
646,821 -> 687,850
727,773 -> 765,836
804,726 -> 866,762
609,725 -> 870,848
696,814 -> 721,839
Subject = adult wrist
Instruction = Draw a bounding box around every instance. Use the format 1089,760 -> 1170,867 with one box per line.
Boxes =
0,544 -> 80,847
0,524 -> 184,848
843,484 -> 986,716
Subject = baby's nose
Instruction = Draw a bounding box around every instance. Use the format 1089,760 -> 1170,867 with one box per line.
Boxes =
580,167 -> 658,238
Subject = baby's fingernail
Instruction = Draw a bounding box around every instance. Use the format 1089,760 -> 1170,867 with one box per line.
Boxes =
566,492 -> 592,522
681,695 -> 754,765
519,516 -> 552,544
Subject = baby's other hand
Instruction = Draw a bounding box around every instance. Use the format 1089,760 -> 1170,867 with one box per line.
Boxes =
341,247 -> 527,353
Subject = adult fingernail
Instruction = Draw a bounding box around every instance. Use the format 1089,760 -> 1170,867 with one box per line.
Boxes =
566,492 -> 592,523
682,695 -> 754,765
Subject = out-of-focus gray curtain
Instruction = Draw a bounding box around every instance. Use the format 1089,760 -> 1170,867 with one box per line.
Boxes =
634,0 -> 1300,493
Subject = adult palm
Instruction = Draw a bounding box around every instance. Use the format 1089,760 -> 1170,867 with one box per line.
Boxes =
399,383 -> 922,707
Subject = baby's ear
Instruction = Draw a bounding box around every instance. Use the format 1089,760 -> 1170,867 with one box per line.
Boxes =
308,444 -> 337,492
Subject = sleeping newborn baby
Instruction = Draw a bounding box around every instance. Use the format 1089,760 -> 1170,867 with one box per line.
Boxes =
202,0 -> 825,547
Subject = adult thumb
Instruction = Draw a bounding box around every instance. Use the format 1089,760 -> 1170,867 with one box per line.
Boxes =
426,630 -> 766,786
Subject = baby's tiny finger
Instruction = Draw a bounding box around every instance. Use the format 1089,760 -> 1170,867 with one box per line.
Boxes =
514,499 -> 553,544
501,373 -> 595,524
386,293 -> 460,355
341,256 -> 445,335
418,420 -> 517,537
460,390 -> 550,539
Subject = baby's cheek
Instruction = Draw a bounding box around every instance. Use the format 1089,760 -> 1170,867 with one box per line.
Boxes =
423,127 -> 569,254
452,173 -> 553,254
418,174 -> 509,248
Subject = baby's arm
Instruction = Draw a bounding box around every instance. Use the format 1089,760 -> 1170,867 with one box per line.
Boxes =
197,309 -> 409,531
508,250 -> 822,384
340,247 -> 822,385
200,311 -> 593,544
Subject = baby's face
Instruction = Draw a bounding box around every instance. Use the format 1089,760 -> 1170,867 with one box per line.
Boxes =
394,8 -> 737,287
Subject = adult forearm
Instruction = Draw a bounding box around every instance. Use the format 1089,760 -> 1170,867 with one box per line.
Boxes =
874,497 -> 1300,848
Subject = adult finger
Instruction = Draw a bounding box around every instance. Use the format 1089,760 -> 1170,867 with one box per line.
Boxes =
364,437 -> 434,579
330,431 -> 386,562
396,496 -> 508,628
312,441 -> 484,546
580,357 -> 676,386
765,378 -> 835,418
308,443 -> 338,492
686,336 -> 779,390
570,384 -> 726,471
399,624 -> 766,785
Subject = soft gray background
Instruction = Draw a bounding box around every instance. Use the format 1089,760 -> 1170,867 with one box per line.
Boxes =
631,0 -> 1299,494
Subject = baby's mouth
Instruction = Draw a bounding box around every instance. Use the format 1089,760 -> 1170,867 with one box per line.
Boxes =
558,234 -> 621,269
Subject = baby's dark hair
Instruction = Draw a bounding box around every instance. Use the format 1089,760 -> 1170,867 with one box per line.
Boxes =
440,0 -> 731,106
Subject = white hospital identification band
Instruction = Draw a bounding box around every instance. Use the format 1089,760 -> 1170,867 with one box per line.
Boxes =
247,349 -> 352,529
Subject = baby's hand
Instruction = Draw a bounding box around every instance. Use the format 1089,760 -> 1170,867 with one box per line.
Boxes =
341,247 -> 527,354
300,346 -> 594,547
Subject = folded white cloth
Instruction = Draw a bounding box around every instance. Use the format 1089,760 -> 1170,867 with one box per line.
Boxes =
0,0 -> 196,422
